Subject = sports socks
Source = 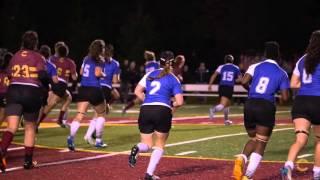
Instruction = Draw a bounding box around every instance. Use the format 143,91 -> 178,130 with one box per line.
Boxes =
147,147 -> 164,176
70,121 -> 80,138
58,111 -> 66,122
245,152 -> 262,178
137,143 -> 149,153
24,146 -> 34,162
284,160 -> 294,170
224,107 -> 229,121
0,131 -> 14,154
95,117 -> 106,138
85,118 -> 97,138
213,104 -> 224,112
313,166 -> 320,179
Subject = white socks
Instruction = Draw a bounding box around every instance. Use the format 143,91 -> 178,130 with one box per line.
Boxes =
245,152 -> 262,178
95,117 -> 106,138
85,118 -> 97,138
70,121 -> 80,138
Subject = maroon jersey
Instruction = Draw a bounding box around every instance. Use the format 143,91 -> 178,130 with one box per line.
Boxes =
0,70 -> 9,93
51,57 -> 76,83
9,50 -> 45,87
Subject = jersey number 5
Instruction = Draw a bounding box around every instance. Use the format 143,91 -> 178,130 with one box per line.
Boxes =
149,81 -> 161,95
255,77 -> 269,94
83,64 -> 90,77
222,71 -> 234,81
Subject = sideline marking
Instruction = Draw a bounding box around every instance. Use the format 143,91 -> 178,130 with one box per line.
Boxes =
298,154 -> 313,159
6,127 -> 294,172
175,151 -> 197,156
8,147 -> 24,152
166,127 -> 293,147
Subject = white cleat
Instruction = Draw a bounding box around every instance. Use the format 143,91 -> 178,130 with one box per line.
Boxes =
209,108 -> 215,120
84,136 -> 95,145
224,120 -> 233,126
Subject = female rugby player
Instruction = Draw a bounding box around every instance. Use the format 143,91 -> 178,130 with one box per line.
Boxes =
128,51 -> 183,180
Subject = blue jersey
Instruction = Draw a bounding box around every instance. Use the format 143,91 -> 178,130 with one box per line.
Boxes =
100,58 -> 120,88
294,55 -> 320,96
80,56 -> 103,87
139,69 -> 183,108
46,60 -> 57,77
246,59 -> 289,103
145,61 -> 160,73
216,63 -> 241,86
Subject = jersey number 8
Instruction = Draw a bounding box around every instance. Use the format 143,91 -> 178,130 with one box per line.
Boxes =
255,77 -> 269,94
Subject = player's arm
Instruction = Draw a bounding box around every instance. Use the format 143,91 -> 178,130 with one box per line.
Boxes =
235,72 -> 243,83
208,71 -> 218,91
241,73 -> 252,91
95,66 -> 105,77
172,94 -> 183,107
134,84 -> 145,101
280,89 -> 289,102
112,74 -> 120,83
290,73 -> 301,89
52,75 -> 59,84
71,61 -> 78,81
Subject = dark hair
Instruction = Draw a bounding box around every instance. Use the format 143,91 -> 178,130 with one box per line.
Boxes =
144,50 -> 155,61
21,31 -> 39,50
0,52 -> 13,70
39,45 -> 52,59
105,44 -> 114,54
89,39 -> 105,62
305,30 -> 320,75
57,44 -> 69,57
149,50 -> 174,81
264,41 -> 280,60
224,54 -> 234,63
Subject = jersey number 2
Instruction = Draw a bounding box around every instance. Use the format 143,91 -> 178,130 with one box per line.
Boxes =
149,81 -> 161,95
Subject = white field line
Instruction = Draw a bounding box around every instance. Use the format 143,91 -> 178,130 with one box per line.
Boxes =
8,147 -> 24,152
6,126 -> 293,172
6,150 -> 130,173
298,154 -> 313,159
175,151 -> 197,156
165,127 -> 293,147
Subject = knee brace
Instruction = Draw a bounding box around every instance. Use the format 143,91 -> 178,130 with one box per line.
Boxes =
295,130 -> 309,136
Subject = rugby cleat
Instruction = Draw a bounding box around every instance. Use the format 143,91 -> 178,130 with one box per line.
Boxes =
84,136 -> 95,145
67,136 -> 75,151
144,173 -> 160,180
0,148 -> 6,173
95,141 -> 107,148
23,160 -> 37,170
233,156 -> 245,180
209,108 -> 215,120
128,145 -> 139,168
280,166 -> 292,180
224,120 -> 233,126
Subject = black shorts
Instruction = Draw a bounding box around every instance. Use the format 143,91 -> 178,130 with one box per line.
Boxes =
77,86 -> 104,106
218,85 -> 234,99
102,86 -> 112,103
138,105 -> 172,134
41,88 -> 49,106
292,95 -> 320,125
5,84 -> 42,121
51,81 -> 68,98
0,93 -> 6,107
244,98 -> 276,129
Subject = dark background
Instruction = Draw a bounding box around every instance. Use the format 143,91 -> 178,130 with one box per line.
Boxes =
1,0 -> 320,69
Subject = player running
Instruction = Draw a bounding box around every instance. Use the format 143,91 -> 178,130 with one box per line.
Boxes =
38,43 -> 77,127
208,54 -> 242,125
84,44 -> 120,147
122,50 -> 159,115
281,30 -> 320,180
232,42 -> 289,180
128,50 -> 184,180
67,39 -> 106,151
0,52 -> 11,129
0,31 -> 47,172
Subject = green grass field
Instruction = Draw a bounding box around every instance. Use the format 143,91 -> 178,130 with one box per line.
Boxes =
11,104 -> 317,163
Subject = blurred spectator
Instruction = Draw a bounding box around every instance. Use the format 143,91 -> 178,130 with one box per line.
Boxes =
138,64 -> 145,79
182,65 -> 194,83
120,59 -> 130,103
195,62 -> 210,83
127,61 -> 139,93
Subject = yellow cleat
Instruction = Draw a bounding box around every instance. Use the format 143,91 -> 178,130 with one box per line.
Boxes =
233,156 -> 245,180
242,176 -> 253,180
